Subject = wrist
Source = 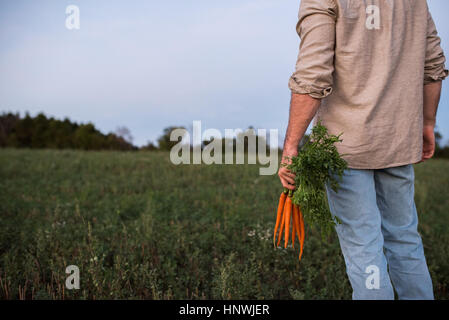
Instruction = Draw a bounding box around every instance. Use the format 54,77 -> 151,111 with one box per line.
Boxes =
423,120 -> 436,128
281,150 -> 298,164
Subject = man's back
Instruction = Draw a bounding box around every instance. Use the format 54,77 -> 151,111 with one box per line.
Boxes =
289,0 -> 448,169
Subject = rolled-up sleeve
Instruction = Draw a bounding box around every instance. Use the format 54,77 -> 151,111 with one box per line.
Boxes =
288,0 -> 337,99
424,7 -> 449,85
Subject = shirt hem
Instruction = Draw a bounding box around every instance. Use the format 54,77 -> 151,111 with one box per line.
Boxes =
346,157 -> 422,170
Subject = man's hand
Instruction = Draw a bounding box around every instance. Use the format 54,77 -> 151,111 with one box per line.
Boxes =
278,154 -> 297,190
421,80 -> 442,163
421,125 -> 435,162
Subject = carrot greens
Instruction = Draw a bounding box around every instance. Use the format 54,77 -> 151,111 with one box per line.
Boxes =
287,121 -> 348,237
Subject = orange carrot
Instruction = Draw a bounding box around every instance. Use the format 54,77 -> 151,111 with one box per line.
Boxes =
284,195 -> 292,248
273,190 -> 287,247
291,204 -> 298,248
277,209 -> 285,247
293,204 -> 301,252
298,207 -> 305,260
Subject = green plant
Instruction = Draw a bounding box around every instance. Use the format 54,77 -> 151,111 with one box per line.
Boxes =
286,121 -> 348,237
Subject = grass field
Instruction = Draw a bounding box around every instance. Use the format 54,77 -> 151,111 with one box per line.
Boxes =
0,148 -> 448,299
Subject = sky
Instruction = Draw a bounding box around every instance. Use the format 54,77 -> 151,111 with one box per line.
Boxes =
0,0 -> 448,147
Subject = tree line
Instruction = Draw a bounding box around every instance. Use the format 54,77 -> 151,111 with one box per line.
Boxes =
1,112 -> 449,159
0,112 -> 136,151
144,125 -> 275,155
0,113 -> 273,153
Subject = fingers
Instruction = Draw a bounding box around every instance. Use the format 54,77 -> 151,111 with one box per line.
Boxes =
422,148 -> 434,160
279,167 -> 295,181
282,175 -> 295,185
420,149 -> 434,163
278,167 -> 296,190
283,171 -> 296,179
280,178 -> 296,190
280,169 -> 295,182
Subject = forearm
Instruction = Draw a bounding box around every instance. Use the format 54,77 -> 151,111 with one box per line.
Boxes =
282,92 -> 321,160
423,80 -> 442,127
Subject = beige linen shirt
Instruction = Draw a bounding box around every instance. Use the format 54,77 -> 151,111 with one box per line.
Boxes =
289,0 -> 448,169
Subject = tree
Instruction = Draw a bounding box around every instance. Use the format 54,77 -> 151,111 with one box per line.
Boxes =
115,126 -> 133,144
0,112 -> 20,147
157,126 -> 187,151
141,141 -> 158,151
434,129 -> 449,159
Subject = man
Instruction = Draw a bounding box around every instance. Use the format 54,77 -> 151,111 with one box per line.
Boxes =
278,0 -> 448,300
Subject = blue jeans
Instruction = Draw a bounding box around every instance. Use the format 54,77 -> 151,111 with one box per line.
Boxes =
325,164 -> 434,300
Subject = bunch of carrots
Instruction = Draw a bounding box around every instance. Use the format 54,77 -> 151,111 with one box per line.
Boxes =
273,188 -> 305,261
